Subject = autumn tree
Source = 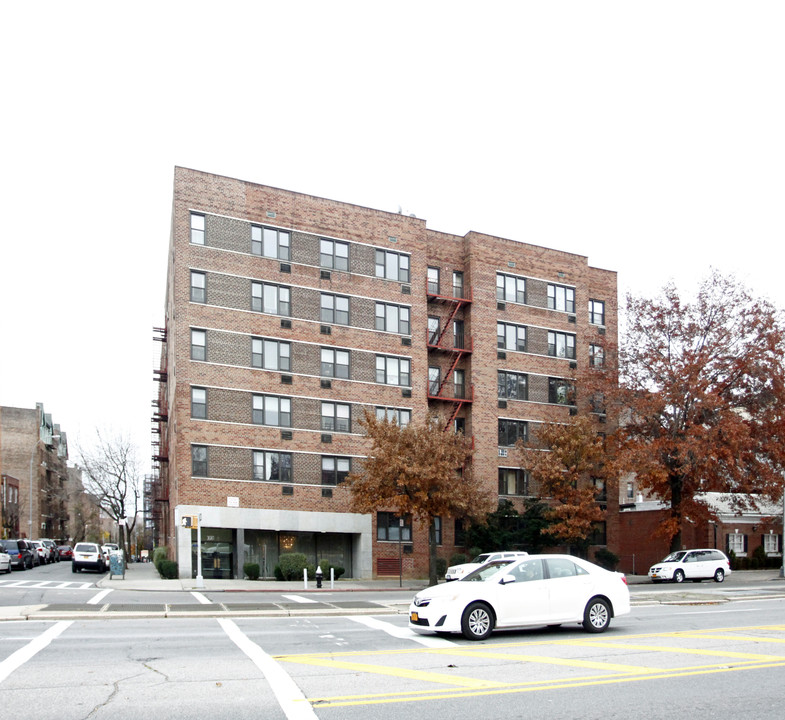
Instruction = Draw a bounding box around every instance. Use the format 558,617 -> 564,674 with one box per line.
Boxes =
517,415 -> 607,556
349,410 -> 491,585
78,430 -> 142,565
596,272 -> 785,551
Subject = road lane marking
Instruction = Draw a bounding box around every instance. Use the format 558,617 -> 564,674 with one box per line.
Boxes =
190,591 -> 211,604
218,618 -> 317,720
279,653 -> 508,689
281,595 -> 318,604
577,640 -> 785,662
0,580 -> 94,590
87,588 -> 113,605
0,621 -> 72,684
348,616 -> 457,647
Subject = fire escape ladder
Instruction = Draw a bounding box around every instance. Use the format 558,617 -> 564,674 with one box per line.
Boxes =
437,351 -> 462,397
435,301 -> 462,348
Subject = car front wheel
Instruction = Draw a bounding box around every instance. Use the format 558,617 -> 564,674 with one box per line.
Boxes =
583,598 -> 611,633
673,569 -> 685,583
714,569 -> 725,583
461,602 -> 494,641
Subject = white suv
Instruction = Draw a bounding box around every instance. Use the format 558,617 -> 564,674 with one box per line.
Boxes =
648,549 -> 731,583
445,551 -> 529,582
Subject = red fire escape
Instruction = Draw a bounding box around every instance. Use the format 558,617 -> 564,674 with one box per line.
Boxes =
426,279 -> 473,430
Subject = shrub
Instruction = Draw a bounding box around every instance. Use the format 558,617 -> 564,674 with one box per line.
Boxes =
436,557 -> 447,577
728,550 -> 738,570
244,562 -> 260,580
449,553 -> 468,567
158,559 -> 178,579
594,548 -> 620,571
469,547 -> 483,561
153,546 -> 168,571
314,560 -> 344,581
274,565 -> 284,581
278,552 -> 309,580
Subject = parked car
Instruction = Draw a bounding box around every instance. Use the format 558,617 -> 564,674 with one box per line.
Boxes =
648,549 -> 731,583
0,549 -> 11,574
39,539 -> 59,563
410,554 -> 630,640
31,541 -> 48,565
444,551 -> 529,582
57,545 -> 74,560
1,539 -> 35,569
72,542 -> 106,573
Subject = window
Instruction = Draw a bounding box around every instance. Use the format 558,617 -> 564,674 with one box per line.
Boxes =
252,282 -> 290,316
427,266 -> 440,294
376,249 -> 410,282
190,271 -> 206,303
592,477 -> 607,502
548,283 -> 575,313
498,419 -> 528,446
763,534 -> 780,554
321,402 -> 351,432
375,302 -> 410,335
498,371 -> 528,400
252,338 -> 291,371
251,225 -> 290,260
727,533 -> 746,555
428,366 -> 441,395
321,456 -> 351,485
377,512 -> 412,541
455,518 -> 466,546
589,343 -> 604,367
321,348 -> 349,378
452,271 -> 464,299
320,239 -> 349,271
588,522 -> 607,546
252,450 -> 292,483
428,316 -> 440,344
589,299 -> 605,325
626,481 -> 634,500
548,378 -> 574,405
320,293 -> 350,324
191,329 -> 206,361
548,331 -> 576,359
497,273 -> 526,304
434,516 -> 442,545
252,395 -> 291,427
191,387 -> 207,419
454,369 -> 466,399
499,468 -> 529,495
190,213 -> 205,245
497,322 -> 527,352
375,406 -> 411,426
453,319 -> 465,349
192,445 -> 208,476
376,355 -> 411,386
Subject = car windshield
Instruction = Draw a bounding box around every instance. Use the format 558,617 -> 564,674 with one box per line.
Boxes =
1,541 -> 18,551
662,551 -> 687,562
461,560 -> 513,582
470,553 -> 492,564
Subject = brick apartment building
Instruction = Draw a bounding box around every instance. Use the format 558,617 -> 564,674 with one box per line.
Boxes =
154,167 -> 618,579
0,403 -> 70,541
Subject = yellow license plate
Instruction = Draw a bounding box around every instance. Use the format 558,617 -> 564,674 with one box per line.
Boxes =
410,612 -> 419,622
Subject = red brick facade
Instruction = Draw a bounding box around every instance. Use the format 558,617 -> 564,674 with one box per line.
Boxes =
157,167 -> 618,579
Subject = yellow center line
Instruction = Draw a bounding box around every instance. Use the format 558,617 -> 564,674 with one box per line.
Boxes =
575,640 -> 785,662
424,647 -> 661,674
277,655 -> 509,689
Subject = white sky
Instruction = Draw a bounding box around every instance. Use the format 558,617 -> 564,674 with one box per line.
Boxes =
1,2 -> 783,473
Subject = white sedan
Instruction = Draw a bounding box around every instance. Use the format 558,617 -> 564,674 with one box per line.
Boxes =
0,550 -> 11,574
409,554 -> 630,640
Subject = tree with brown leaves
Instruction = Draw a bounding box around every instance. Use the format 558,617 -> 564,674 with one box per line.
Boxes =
517,415 -> 607,555
349,410 -> 490,585
593,272 -> 785,551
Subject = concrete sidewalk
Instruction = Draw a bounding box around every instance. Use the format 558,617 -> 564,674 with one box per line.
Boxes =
96,561 -> 429,593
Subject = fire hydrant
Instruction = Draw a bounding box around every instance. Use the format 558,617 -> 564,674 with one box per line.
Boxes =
315,565 -> 323,589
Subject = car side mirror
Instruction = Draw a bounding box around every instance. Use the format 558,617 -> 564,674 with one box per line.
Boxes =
499,575 -> 516,585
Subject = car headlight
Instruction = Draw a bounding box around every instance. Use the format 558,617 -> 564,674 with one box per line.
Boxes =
413,596 -> 431,608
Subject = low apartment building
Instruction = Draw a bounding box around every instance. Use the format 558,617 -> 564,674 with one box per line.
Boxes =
155,167 -> 618,579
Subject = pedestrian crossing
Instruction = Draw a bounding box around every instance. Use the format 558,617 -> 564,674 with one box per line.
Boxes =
0,579 -> 95,590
